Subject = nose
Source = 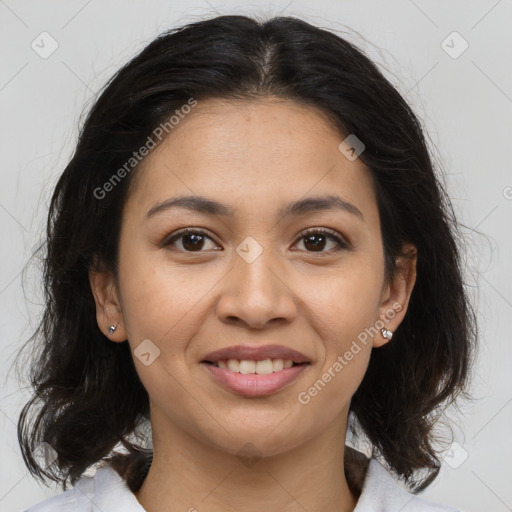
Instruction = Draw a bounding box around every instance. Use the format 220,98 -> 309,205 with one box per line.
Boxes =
216,248 -> 298,329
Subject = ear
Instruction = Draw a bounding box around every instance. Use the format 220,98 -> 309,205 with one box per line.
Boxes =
89,268 -> 127,342
373,243 -> 417,348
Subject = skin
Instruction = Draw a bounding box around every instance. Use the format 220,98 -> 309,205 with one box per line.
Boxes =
89,97 -> 417,512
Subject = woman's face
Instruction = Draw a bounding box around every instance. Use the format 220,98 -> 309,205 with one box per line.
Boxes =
90,97 -> 416,457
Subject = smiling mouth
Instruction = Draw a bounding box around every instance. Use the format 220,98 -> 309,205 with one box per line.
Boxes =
202,358 -> 309,374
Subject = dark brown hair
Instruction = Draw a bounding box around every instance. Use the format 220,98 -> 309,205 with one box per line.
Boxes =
15,14 -> 477,495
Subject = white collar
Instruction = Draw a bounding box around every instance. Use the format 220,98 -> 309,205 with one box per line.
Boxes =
26,457 -> 460,511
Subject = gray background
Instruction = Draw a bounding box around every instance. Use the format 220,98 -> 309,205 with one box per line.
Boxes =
1,1 -> 511,511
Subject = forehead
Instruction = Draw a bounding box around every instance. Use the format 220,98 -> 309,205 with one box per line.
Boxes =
125,97 -> 378,224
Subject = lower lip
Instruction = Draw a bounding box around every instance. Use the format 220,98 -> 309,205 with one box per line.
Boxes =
201,363 -> 309,397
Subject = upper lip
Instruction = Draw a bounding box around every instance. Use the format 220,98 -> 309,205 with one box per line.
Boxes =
202,344 -> 310,364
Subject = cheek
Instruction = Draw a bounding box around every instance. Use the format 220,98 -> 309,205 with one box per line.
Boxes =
296,259 -> 381,397
118,245 -> 210,341
116,247 -> 208,420
304,258 -> 384,344
294,274 -> 376,433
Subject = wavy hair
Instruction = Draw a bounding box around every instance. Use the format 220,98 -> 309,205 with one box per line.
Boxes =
15,14 -> 477,494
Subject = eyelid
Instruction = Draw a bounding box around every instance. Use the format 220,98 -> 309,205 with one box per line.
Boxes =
295,227 -> 351,251
160,227 -> 219,249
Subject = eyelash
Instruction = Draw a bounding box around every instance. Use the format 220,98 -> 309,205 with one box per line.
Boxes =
163,227 -> 350,255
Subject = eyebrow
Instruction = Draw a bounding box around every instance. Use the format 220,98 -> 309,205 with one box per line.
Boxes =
145,194 -> 364,222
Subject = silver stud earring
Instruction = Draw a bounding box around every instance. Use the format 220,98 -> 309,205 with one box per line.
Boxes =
108,324 -> 117,335
380,328 -> 393,340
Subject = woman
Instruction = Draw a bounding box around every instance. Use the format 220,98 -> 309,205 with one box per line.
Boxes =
17,14 -> 476,512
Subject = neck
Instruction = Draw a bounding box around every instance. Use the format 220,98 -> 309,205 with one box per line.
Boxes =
134,410 -> 361,512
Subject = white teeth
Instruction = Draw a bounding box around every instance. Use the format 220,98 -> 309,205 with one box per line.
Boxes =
255,359 -> 273,374
227,359 -> 239,372
273,359 -> 284,372
239,360 -> 256,374
217,358 -> 297,374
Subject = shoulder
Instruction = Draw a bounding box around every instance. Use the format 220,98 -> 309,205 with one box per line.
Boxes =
23,464 -> 145,512
355,456 -> 464,512
22,489 -> 77,512
22,471 -> 94,512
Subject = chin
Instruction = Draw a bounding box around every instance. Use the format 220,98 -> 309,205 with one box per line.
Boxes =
202,425 -> 308,460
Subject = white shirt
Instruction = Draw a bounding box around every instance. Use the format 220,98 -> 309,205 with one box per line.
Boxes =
23,458 -> 463,512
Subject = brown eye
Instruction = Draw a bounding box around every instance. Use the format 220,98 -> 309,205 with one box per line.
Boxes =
164,229 -> 219,252
294,228 -> 349,254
